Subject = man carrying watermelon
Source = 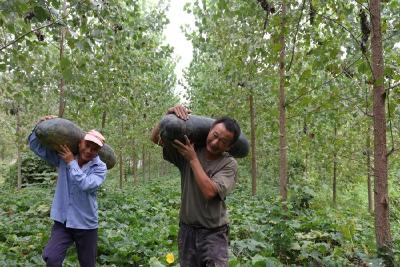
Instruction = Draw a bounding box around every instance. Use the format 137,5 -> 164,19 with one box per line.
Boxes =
28,115 -> 107,267
151,105 -> 241,267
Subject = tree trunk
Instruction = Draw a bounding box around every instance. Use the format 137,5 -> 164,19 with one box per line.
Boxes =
58,1 -> 67,118
142,144 -> 145,181
119,149 -> 123,189
279,0 -> 288,203
124,159 -> 128,182
16,106 -> 22,189
131,139 -> 137,184
119,118 -> 124,189
0,144 -> 5,161
249,94 -> 257,196
333,126 -> 337,208
370,0 -> 393,264
147,152 -> 151,180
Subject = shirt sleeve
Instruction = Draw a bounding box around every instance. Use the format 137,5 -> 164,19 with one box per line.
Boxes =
162,143 -> 185,170
28,130 -> 60,167
67,160 -> 107,193
211,159 -> 238,200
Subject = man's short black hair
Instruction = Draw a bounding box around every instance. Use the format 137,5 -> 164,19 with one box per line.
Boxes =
212,117 -> 241,145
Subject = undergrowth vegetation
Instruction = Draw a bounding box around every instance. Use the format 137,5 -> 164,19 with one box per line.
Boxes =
1,170 -> 398,266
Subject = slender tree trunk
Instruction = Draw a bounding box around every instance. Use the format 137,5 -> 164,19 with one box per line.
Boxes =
119,150 -> 123,189
279,0 -> 288,203
58,1 -> 67,117
142,144 -> 145,181
249,94 -> 257,196
304,152 -> 308,177
333,126 -> 337,208
0,145 -> 4,161
118,119 -> 124,189
16,106 -> 22,189
131,139 -> 137,184
124,159 -> 128,182
370,0 -> 393,264
147,152 -> 151,180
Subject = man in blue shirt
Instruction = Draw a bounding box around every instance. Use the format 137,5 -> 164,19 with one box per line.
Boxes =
28,115 -> 107,267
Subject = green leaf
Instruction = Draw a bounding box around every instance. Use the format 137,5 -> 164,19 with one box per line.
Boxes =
300,69 -> 312,82
51,0 -> 60,9
272,43 -> 282,53
0,63 -> 6,71
148,257 -> 165,267
357,61 -> 369,74
34,5 -> 49,22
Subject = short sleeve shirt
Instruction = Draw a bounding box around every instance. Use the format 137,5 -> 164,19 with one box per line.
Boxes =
163,145 -> 237,228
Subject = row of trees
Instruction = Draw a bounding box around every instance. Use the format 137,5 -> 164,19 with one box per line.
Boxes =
183,0 -> 399,265
0,0 -> 178,187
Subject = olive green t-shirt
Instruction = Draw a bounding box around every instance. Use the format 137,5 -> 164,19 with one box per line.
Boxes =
163,145 -> 237,228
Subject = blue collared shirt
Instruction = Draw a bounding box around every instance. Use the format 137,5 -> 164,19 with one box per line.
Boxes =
28,131 -> 107,229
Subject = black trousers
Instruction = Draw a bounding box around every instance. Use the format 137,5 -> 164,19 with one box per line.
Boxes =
178,222 -> 229,267
42,221 -> 98,267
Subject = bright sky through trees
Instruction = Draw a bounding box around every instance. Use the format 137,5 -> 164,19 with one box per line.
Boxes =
164,0 -> 194,102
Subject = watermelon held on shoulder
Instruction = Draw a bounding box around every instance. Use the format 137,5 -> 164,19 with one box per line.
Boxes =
34,118 -> 117,169
159,114 -> 249,158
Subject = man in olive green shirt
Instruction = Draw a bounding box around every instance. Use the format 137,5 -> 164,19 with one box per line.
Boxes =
151,105 -> 241,267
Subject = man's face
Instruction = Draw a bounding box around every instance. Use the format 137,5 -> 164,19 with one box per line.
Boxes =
206,123 -> 234,156
78,140 -> 101,162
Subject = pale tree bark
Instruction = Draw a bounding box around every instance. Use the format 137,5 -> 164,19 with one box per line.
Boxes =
118,119 -> 125,189
332,126 -> 337,208
0,145 -> 5,161
131,139 -> 137,184
58,1 -> 67,117
249,94 -> 257,196
369,0 -> 393,264
279,0 -> 288,203
118,150 -> 123,189
142,144 -> 145,181
124,159 -> 128,182
16,106 -> 22,189
147,152 -> 151,180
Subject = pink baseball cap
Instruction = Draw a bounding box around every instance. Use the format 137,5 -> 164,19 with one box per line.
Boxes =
84,130 -> 105,147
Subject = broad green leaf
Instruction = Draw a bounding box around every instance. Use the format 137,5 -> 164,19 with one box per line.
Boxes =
33,5 -> 49,22
357,61 -> 369,74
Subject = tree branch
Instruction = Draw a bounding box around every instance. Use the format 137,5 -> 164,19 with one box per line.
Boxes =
286,55 -> 363,106
287,0 -> 306,72
320,14 -> 375,79
0,18 -> 63,52
352,0 -> 370,13
385,82 -> 400,92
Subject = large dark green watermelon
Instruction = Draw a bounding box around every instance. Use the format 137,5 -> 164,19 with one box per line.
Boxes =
159,114 -> 249,158
34,118 -> 117,169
